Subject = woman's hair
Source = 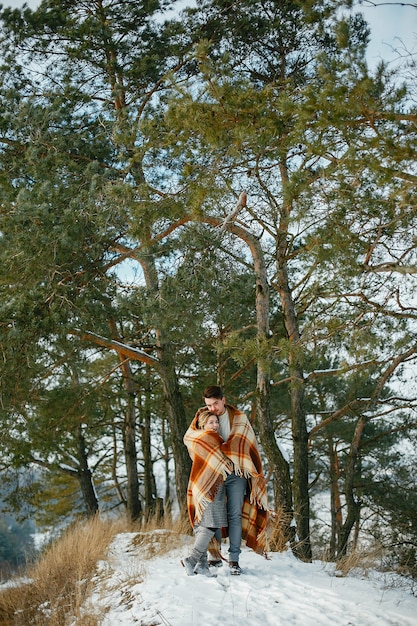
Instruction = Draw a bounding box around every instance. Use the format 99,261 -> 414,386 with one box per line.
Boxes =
197,409 -> 218,430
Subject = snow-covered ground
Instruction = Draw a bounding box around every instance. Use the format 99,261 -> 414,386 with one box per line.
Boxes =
89,530 -> 417,626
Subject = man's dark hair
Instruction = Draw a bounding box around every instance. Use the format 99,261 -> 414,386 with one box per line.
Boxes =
203,385 -> 223,400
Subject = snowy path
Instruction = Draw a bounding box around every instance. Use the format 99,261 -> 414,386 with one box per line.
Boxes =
91,531 -> 417,626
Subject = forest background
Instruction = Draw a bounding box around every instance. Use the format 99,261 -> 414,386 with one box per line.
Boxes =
0,0 -> 416,579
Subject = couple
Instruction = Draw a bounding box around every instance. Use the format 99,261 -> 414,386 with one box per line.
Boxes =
182,385 -> 269,577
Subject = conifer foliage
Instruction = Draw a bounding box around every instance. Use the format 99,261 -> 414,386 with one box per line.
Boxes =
0,0 -> 416,565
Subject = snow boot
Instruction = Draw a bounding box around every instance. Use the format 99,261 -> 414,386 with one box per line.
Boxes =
229,561 -> 242,575
181,556 -> 198,576
195,559 -> 216,577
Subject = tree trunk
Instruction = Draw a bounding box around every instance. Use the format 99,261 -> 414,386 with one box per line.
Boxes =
162,416 -> 172,517
290,368 -> 311,561
75,425 -> 99,517
141,366 -> 157,515
139,251 -> 191,514
98,4 -> 191,516
276,230 -> 312,562
111,421 -> 126,508
337,415 -> 366,557
122,368 -> 142,522
109,320 -> 142,522
156,347 -> 191,513
251,223 -> 295,546
328,434 -> 342,560
256,375 -> 295,548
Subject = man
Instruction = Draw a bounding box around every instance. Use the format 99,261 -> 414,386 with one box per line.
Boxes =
195,385 -> 269,575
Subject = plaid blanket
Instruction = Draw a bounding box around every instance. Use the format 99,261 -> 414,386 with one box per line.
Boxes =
184,406 -> 270,555
183,425 -> 233,527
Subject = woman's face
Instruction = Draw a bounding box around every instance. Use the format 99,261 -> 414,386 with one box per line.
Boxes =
203,415 -> 219,431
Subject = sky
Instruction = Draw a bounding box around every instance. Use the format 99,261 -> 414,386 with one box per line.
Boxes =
356,3 -> 416,67
84,529 -> 417,626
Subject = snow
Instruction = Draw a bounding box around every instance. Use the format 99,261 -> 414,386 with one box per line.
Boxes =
89,530 -> 417,626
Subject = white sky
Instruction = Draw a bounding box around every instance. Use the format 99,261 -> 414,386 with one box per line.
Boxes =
357,2 -> 416,67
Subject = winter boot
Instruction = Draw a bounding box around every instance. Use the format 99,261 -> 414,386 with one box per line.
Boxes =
208,558 -> 223,567
195,557 -> 216,577
229,561 -> 242,576
181,556 -> 198,576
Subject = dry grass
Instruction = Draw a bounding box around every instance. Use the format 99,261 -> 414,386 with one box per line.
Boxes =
335,544 -> 384,577
0,512 -> 192,626
130,512 -> 191,559
0,514 -> 127,626
268,507 -> 294,552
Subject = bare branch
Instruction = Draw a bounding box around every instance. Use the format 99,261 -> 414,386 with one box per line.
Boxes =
219,190 -> 247,233
71,330 -> 159,366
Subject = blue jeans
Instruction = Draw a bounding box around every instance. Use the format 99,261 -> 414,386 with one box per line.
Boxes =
219,472 -> 247,562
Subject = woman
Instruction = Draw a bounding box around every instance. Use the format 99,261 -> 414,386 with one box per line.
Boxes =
181,409 -> 233,577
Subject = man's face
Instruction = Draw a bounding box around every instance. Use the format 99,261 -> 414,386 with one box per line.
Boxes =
204,396 -> 226,416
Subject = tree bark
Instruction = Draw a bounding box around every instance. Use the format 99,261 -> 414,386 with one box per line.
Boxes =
156,346 -> 191,513
141,366 -> 157,515
139,251 -> 191,514
109,320 -> 142,522
122,362 -> 142,522
162,416 -> 172,517
256,374 -> 295,547
337,415 -> 366,557
275,228 -> 312,562
290,367 -> 311,561
75,424 -> 99,517
328,434 -> 342,560
250,220 -> 295,546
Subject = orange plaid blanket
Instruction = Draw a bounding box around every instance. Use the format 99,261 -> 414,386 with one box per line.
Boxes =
183,426 -> 233,527
184,407 -> 270,555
